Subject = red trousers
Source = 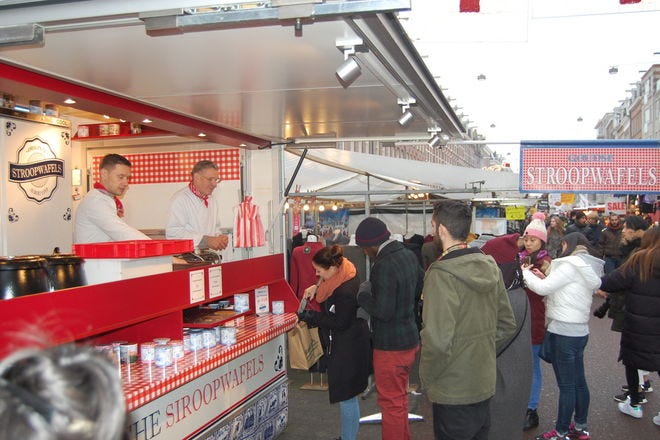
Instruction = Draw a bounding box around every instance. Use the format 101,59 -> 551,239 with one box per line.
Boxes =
373,345 -> 419,440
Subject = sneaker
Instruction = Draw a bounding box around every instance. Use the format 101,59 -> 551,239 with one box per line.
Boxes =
568,422 -> 590,440
653,412 -> 660,426
614,390 -> 647,404
618,399 -> 643,419
524,408 -> 539,431
534,429 -> 569,440
621,380 -> 653,392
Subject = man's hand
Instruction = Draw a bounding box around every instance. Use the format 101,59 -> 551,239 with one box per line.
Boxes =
206,234 -> 229,251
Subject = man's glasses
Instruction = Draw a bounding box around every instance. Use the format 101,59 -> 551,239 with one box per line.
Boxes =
202,177 -> 221,184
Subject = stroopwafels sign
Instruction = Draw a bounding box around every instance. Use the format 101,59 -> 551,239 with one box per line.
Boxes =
520,140 -> 660,194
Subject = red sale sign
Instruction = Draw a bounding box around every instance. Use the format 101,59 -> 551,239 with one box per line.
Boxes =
520,140 -> 660,194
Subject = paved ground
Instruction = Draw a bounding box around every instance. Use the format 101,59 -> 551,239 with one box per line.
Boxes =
280,296 -> 659,439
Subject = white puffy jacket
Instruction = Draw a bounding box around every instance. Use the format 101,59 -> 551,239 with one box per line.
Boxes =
522,250 -> 603,324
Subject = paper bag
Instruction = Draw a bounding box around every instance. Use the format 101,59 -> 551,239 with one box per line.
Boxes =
287,321 -> 323,370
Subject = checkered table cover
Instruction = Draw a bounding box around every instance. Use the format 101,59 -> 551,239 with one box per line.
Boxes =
92,149 -> 241,184
121,313 -> 297,411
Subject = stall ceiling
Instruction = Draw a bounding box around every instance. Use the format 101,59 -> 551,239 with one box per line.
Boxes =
0,0 -> 464,148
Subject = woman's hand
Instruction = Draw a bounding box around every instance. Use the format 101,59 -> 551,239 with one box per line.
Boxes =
595,289 -> 609,298
521,263 -> 533,271
531,268 -> 546,279
303,284 -> 318,300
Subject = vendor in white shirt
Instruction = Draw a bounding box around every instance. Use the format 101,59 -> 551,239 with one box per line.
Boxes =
74,154 -> 150,243
165,160 -> 229,251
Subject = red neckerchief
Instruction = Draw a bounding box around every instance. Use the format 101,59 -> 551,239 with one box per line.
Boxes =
188,182 -> 208,207
94,182 -> 124,217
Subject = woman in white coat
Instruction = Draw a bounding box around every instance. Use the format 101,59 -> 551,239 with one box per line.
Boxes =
521,232 -> 604,440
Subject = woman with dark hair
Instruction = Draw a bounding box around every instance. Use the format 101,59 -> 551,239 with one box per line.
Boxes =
599,227 -> 660,421
298,245 -> 372,440
521,232 -> 604,440
546,215 -> 565,259
0,344 -> 127,440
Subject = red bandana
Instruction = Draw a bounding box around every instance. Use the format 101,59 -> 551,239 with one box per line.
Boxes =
94,182 -> 124,217
189,182 -> 208,207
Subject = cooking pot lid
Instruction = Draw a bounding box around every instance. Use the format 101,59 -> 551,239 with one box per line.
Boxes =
0,256 -> 47,270
41,253 -> 84,265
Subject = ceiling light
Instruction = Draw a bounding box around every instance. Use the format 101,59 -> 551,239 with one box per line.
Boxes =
142,118 -> 152,123
318,204 -> 325,212
303,203 -> 310,211
577,116 -> 583,122
609,66 -> 618,75
477,73 -> 486,81
397,98 -> 416,126
335,39 -> 363,88
63,98 -> 76,104
332,204 -> 338,211
198,133 -> 207,137
490,123 -> 496,128
102,114 -> 110,119
119,119 -> 126,123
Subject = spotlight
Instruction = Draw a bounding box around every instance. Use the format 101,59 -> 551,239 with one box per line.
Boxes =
335,39 -> 363,88
398,111 -> 413,126
336,55 -> 361,87
397,98 -> 416,126
428,135 -> 442,148
294,18 -> 303,37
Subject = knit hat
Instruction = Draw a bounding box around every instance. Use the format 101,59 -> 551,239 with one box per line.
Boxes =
481,233 -> 521,264
523,212 -> 547,243
355,217 -> 391,247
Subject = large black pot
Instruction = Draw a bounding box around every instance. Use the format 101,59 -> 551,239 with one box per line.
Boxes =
42,252 -> 87,290
0,256 -> 51,299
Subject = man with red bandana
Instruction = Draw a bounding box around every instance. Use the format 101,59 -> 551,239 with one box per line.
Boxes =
166,160 -> 229,251
74,153 -> 149,243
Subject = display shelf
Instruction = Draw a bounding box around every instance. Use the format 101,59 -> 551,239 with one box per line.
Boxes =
0,254 -> 299,359
121,313 -> 296,411
72,123 -> 172,140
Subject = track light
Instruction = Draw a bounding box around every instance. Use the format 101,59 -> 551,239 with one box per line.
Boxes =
335,39 -> 363,88
428,134 -> 442,148
398,111 -> 413,126
397,98 -> 416,126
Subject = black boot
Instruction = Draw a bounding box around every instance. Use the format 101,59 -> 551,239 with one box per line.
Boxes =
523,408 -> 539,431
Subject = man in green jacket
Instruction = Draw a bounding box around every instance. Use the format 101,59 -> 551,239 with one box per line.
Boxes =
420,200 -> 516,440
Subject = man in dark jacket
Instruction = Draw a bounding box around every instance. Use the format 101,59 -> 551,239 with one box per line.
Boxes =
355,217 -> 424,440
565,210 -> 588,236
598,213 -> 624,274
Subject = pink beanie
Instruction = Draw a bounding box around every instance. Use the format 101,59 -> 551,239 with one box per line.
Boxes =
523,212 -> 547,243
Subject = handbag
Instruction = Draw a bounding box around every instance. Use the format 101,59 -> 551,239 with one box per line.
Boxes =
287,321 -> 323,370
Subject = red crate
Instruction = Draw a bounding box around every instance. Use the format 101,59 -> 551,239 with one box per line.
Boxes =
72,239 -> 193,259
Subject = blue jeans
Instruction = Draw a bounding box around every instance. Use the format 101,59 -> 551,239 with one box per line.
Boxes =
548,332 -> 590,434
528,344 -> 542,410
339,396 -> 360,440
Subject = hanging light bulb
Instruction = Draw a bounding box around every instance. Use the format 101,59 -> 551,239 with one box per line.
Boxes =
332,203 -> 338,211
284,201 -> 290,210
303,203 -> 310,211
318,204 -> 325,212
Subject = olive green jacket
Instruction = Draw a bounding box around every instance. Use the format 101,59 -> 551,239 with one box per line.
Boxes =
420,248 -> 517,405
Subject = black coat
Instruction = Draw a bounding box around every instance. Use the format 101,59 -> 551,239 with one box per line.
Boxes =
306,276 -> 372,403
600,266 -> 660,372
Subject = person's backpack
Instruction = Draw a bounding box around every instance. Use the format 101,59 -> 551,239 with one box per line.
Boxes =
498,255 -> 524,291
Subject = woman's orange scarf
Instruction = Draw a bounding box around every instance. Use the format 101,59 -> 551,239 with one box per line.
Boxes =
315,258 -> 357,303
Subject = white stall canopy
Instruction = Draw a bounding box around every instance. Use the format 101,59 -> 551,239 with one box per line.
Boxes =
284,147 -> 521,203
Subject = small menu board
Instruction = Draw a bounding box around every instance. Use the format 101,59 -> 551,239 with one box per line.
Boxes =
254,286 -> 269,316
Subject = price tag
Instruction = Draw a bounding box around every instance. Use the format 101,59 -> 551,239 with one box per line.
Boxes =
208,266 -> 222,298
189,269 -> 205,303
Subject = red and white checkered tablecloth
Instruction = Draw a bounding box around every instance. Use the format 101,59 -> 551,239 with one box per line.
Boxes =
121,313 -> 297,411
92,149 -> 241,185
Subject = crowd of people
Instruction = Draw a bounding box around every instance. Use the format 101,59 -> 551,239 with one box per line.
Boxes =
296,205 -> 658,440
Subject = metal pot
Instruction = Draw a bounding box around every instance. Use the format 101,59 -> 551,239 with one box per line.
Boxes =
42,251 -> 86,290
0,256 -> 51,299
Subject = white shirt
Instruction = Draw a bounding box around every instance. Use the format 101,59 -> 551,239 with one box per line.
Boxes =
165,186 -> 220,247
74,188 -> 149,244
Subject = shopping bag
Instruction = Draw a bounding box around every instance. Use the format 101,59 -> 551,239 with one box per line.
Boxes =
287,321 -> 323,370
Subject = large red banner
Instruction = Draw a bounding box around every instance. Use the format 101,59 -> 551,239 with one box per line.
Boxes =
520,141 -> 660,194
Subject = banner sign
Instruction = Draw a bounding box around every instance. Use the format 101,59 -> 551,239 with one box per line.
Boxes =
519,140 -> 660,194
605,198 -> 627,215
505,206 -> 526,220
